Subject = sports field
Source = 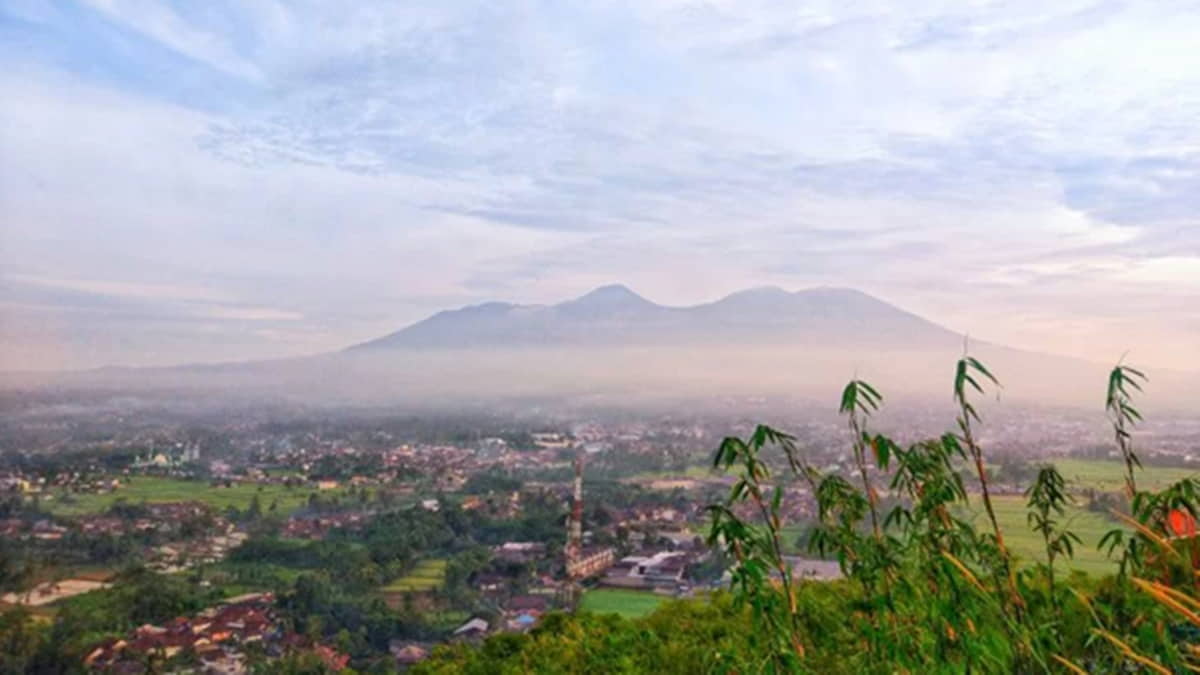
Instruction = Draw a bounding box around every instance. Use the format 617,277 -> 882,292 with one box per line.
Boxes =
42,476 -> 338,516
580,588 -> 666,618
382,558 -> 447,592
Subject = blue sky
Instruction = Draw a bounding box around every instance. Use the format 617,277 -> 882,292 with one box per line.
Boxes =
1,0 -> 1198,369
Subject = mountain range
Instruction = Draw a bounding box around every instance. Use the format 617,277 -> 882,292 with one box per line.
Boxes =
4,285 -> 1192,411
350,285 -> 963,351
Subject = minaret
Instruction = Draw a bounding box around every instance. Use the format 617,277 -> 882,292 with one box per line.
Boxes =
560,448 -> 586,609
566,449 -> 584,573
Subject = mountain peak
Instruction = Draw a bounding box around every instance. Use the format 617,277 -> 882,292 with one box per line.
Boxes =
558,284 -> 656,312
801,286 -> 870,298
721,285 -> 791,300
577,284 -> 643,300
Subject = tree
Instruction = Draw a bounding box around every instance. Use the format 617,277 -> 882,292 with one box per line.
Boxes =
247,494 -> 263,521
0,608 -> 46,674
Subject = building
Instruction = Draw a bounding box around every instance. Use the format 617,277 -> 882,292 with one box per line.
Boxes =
782,557 -> 843,581
566,546 -> 615,580
532,433 -> 573,449
495,541 -> 546,564
602,551 -> 692,589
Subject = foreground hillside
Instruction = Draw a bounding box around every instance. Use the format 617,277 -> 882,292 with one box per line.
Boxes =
415,580 -> 1117,675
413,594 -> 765,674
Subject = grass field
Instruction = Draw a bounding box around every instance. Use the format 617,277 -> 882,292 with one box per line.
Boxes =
964,494 -> 1121,576
43,477 -> 342,516
382,559 -> 447,592
580,588 -> 666,618
1052,458 -> 1198,492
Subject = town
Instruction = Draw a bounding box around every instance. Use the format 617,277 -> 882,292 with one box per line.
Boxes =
1,392 -> 1200,671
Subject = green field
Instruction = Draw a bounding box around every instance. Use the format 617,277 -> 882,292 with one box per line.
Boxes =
382,559 -> 447,592
580,588 -> 666,618
207,561 -> 306,595
780,495 -> 1121,576
625,464 -> 719,482
42,476 -> 341,516
964,495 -> 1121,576
1052,458 -> 1198,492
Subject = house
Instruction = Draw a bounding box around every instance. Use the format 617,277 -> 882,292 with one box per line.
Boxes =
0,519 -> 24,537
392,643 -> 429,667
78,516 -> 126,536
494,541 -> 545,563
532,433 -> 573,449
657,530 -> 703,551
473,572 -> 508,594
505,595 -> 549,616
782,557 -> 842,581
31,520 -> 67,541
313,645 -> 350,671
452,617 -> 490,642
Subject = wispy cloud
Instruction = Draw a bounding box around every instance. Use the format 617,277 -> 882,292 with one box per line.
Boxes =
8,274 -> 227,303
77,0 -> 264,81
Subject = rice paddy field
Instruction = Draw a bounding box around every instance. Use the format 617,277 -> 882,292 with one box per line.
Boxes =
781,495 -> 1122,576
626,465 -> 720,482
580,588 -> 666,618
976,458 -> 1199,576
42,476 -> 345,516
1052,458 -> 1198,492
964,494 -> 1121,576
382,558 -> 447,593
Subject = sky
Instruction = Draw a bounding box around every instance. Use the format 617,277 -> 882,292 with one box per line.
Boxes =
1,0 -> 1198,371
